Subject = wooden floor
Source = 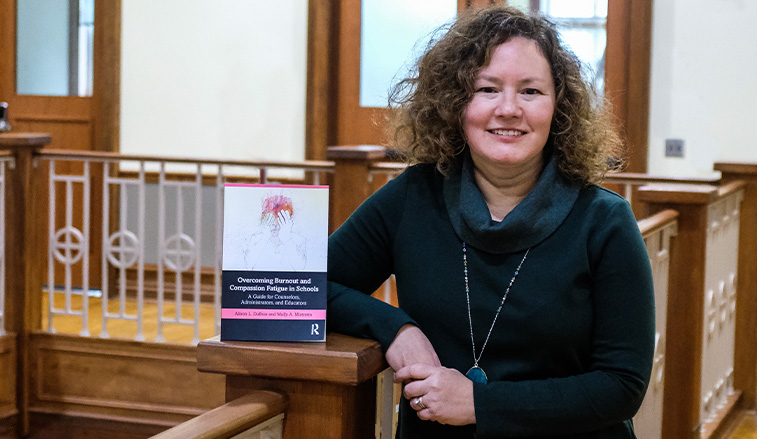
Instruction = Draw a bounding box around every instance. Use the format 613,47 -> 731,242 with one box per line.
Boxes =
41,292 -> 217,344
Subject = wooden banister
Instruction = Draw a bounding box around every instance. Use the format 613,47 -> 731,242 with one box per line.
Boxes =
637,208 -> 679,236
150,390 -> 288,439
639,181 -> 747,439
198,333 -> 386,387
198,333 -> 388,439
37,148 -> 335,170
715,162 -> 757,410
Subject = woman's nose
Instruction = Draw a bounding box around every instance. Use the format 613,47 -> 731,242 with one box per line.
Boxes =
494,92 -> 522,118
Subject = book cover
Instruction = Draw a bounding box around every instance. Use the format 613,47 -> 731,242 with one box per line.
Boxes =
221,184 -> 329,342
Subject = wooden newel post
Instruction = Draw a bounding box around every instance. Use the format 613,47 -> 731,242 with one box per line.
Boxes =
0,133 -> 51,436
638,181 -> 746,439
327,145 -> 387,233
197,333 -> 388,439
714,162 -> 757,409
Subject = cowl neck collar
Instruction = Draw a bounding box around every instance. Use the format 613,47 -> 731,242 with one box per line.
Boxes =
443,152 -> 580,254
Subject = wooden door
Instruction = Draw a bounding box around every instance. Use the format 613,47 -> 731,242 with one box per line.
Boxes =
0,0 -> 121,290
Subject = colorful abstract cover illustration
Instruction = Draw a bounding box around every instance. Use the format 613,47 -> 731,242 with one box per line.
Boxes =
221,184 -> 328,342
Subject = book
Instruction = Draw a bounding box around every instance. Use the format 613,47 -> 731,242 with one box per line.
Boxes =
221,184 -> 329,342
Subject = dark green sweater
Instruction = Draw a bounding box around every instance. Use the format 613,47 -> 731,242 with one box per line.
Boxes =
327,157 -> 655,438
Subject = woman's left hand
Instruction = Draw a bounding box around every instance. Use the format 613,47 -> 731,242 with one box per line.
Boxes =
394,364 -> 476,426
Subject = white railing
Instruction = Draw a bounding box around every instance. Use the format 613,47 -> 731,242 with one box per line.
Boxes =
40,151 -> 333,344
633,211 -> 677,439
700,189 -> 743,428
0,154 -> 11,336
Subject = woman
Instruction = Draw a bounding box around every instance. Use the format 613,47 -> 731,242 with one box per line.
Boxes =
327,5 -> 654,438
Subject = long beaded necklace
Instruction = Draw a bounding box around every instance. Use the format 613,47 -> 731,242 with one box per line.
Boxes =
463,242 -> 530,384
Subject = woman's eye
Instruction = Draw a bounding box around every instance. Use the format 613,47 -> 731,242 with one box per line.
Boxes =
477,87 -> 496,93
523,88 -> 542,95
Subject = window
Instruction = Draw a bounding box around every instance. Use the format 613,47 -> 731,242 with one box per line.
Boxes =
359,0 -> 458,107
16,0 -> 94,97
513,0 -> 607,93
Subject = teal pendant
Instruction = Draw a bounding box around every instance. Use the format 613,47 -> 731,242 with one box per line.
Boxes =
466,366 -> 488,383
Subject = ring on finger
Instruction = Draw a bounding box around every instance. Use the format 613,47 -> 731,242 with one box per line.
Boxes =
415,396 -> 426,410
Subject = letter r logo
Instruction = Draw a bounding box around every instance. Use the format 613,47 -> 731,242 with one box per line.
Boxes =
311,323 -> 320,336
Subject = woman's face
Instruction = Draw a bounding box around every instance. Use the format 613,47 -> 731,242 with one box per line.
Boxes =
462,37 -> 556,175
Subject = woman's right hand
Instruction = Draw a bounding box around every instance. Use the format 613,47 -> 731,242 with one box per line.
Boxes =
385,324 -> 441,375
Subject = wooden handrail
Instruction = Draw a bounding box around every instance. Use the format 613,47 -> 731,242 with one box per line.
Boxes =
606,172 -> 720,185
150,390 -> 288,439
36,148 -> 335,171
637,209 -> 679,236
198,333 -> 387,386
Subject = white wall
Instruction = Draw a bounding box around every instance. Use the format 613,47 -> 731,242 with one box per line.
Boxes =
120,1 -> 307,164
648,0 -> 757,177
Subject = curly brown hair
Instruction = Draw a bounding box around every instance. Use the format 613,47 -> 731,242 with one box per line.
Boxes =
387,4 -> 624,185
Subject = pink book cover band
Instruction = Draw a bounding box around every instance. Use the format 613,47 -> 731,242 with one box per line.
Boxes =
222,309 -> 327,320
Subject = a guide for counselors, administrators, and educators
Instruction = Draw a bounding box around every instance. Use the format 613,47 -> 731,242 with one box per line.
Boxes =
221,184 -> 328,342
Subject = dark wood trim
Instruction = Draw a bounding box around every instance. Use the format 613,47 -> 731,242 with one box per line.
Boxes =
606,0 -> 652,173
625,0 -> 652,173
305,0 -> 339,160
92,0 -> 121,153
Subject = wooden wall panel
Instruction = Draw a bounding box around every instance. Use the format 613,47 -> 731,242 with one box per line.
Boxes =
29,333 -> 224,426
0,334 -> 17,420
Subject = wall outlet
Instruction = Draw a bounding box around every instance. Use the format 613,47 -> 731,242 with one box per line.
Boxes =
665,138 -> 685,157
